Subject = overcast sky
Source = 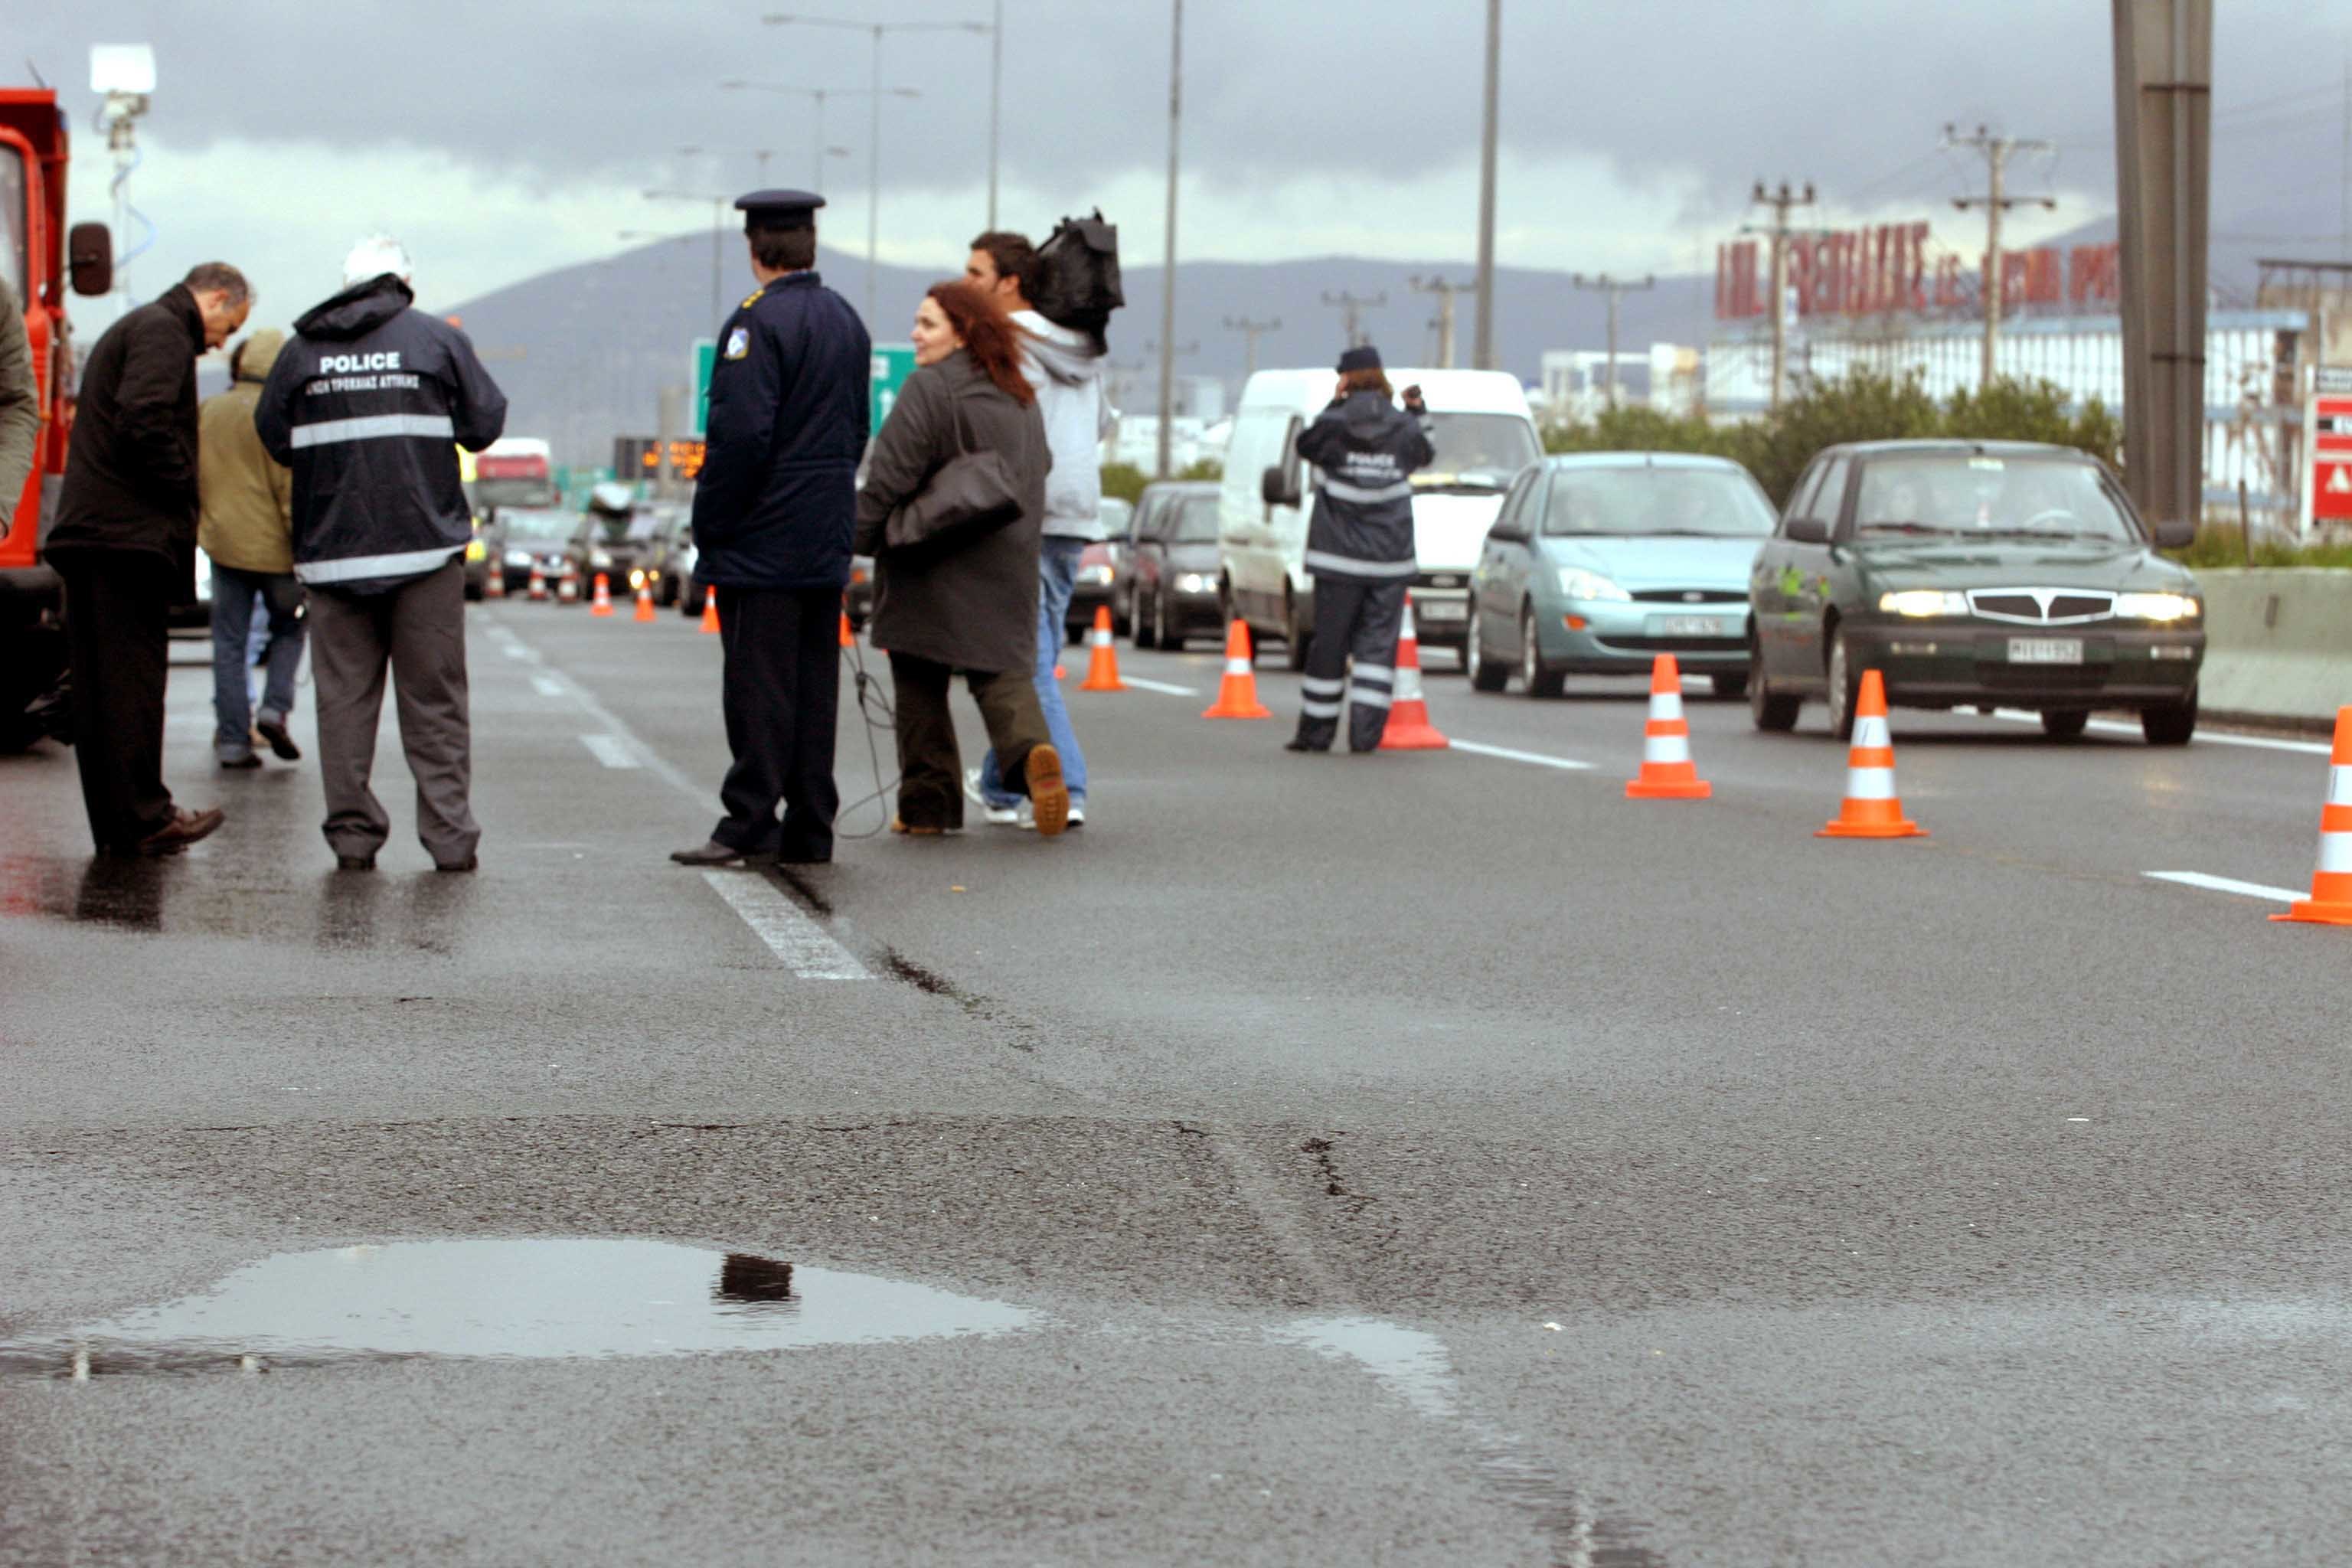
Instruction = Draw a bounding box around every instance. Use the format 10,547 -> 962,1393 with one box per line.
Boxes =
32,1 -> 2352,332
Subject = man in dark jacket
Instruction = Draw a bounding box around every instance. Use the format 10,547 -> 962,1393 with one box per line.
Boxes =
257,237 -> 508,872
47,263 -> 251,854
671,191 -> 871,867
1287,345 -> 1436,754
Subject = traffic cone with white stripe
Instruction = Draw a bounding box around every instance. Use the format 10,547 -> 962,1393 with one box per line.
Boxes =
633,580 -> 656,622
838,603 -> 855,648
1623,653 -> 1709,798
1202,620 -> 1272,719
1080,604 -> 1126,691
485,561 -> 505,599
699,583 -> 720,635
2272,705 -> 2352,926
1378,596 -> 1449,750
590,572 -> 615,616
527,564 -> 547,601
1818,669 -> 1926,838
557,567 -> 580,604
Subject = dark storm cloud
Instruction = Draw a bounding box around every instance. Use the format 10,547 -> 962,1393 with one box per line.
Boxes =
34,2 -> 2351,231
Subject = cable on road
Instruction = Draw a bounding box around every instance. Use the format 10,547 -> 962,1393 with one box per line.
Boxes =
836,636 -> 901,839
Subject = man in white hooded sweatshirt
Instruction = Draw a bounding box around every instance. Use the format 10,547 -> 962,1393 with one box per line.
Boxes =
964,231 -> 1109,828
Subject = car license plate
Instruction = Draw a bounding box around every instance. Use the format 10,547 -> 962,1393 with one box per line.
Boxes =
1652,616 -> 1727,638
2007,637 -> 2083,665
1417,599 -> 1466,622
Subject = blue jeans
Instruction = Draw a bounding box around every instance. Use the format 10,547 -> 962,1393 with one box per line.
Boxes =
979,535 -> 1088,808
211,563 -> 306,759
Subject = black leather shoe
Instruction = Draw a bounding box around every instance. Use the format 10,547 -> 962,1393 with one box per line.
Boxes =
434,855 -> 478,874
336,854 -> 377,871
671,839 -> 758,866
255,716 -> 302,761
133,807 -> 225,857
1283,738 -> 1326,753
219,753 -> 263,770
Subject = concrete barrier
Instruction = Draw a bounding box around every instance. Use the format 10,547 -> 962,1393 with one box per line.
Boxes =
2195,569 -> 2352,727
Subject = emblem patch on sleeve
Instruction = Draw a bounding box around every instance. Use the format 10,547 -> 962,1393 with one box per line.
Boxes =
724,326 -> 750,360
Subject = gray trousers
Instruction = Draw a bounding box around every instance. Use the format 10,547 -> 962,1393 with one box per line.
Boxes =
307,560 -> 479,865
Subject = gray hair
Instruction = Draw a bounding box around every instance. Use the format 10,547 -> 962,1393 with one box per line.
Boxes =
343,234 -> 413,289
181,262 -> 250,307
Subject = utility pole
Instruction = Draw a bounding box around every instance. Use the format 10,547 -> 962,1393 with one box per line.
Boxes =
1409,276 -> 1478,369
988,0 -> 1004,227
1156,0 -> 1184,479
1223,315 -> 1280,380
1570,273 -> 1655,410
1472,0 -> 1501,370
1321,289 -> 1386,349
1946,123 -> 2056,388
2112,0 -> 2212,541
1746,180 -> 1815,409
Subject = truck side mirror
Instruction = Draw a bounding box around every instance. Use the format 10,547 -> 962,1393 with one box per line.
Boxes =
68,224 -> 115,298
1259,465 -> 1298,509
2151,516 -> 2196,550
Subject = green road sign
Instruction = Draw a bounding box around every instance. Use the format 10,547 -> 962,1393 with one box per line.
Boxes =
871,344 -> 916,431
692,338 -> 716,438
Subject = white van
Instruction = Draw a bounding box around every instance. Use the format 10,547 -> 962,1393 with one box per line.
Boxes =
1217,368 -> 1540,667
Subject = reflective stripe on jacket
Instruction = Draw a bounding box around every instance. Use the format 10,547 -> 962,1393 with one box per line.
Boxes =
1296,390 -> 1434,582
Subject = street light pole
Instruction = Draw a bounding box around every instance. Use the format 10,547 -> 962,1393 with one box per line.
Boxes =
642,188 -> 738,324
988,0 -> 1004,228
1472,0 -> 1501,371
1156,0 -> 1183,479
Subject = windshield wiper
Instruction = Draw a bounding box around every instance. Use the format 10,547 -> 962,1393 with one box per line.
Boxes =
1855,521 -> 1955,534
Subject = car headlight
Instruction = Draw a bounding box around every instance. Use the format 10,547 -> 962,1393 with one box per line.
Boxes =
1080,564 -> 1114,586
590,549 -> 615,568
628,569 -> 646,590
1556,567 -> 1631,602
2115,591 -> 2199,622
1177,572 -> 1214,594
1878,590 -> 1968,617
505,550 -> 532,567
465,538 -> 486,563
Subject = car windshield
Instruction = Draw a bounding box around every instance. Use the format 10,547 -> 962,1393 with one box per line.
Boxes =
1171,495 -> 1220,543
1099,498 -> 1134,538
1416,414 -> 1540,492
1854,455 -> 2139,542
499,509 -> 575,541
593,512 -> 659,544
1542,466 -> 1775,537
0,147 -> 25,305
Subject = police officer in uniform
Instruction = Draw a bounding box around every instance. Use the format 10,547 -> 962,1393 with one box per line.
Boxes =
1287,345 -> 1436,753
671,191 -> 872,866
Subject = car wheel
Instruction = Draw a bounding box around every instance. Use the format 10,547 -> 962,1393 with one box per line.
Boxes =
1129,587 -> 1157,650
1465,600 -> 1507,693
2041,707 -> 2090,740
2142,686 -> 2197,746
1710,671 -> 1749,701
1749,635 -> 1800,732
1284,590 -> 1313,673
1158,591 -> 1185,651
1825,626 -> 1861,741
1519,606 -> 1564,698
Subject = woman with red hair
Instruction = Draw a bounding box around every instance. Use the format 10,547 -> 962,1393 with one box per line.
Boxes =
854,281 -> 1067,836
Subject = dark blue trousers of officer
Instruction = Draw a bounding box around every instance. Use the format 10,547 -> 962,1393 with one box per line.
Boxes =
1293,573 -> 1407,753
712,583 -> 841,862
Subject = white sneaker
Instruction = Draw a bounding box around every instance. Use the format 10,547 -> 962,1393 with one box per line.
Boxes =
965,768 -> 1023,827
1067,800 -> 1086,828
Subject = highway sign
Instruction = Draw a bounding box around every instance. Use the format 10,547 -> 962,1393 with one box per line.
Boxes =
871,343 -> 916,433
2312,388 -> 2352,525
692,338 -> 715,438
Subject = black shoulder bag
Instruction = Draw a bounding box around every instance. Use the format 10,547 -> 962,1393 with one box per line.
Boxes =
882,392 -> 1023,561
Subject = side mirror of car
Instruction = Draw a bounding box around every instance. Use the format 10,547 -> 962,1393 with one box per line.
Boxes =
1784,518 -> 1831,545
2151,516 -> 2196,550
1260,465 -> 1298,509
68,224 -> 115,298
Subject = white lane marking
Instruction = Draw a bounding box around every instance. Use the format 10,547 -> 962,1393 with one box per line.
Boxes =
2145,871 -> 2304,903
530,674 -> 567,699
501,644 -> 531,660
700,870 -> 869,980
1118,675 -> 1200,696
1990,708 -> 2330,756
1448,739 -> 1596,773
579,733 -> 640,769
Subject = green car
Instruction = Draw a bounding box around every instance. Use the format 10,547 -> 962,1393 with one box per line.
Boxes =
1746,439 -> 2204,743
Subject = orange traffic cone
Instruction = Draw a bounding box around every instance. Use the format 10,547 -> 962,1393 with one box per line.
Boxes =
1080,605 -> 1126,691
485,561 -> 505,599
527,564 -> 547,601
1378,596 -> 1448,750
590,572 -> 614,616
2272,705 -> 2352,926
557,567 -> 580,604
699,585 -> 720,635
633,580 -> 655,622
838,606 -> 855,648
1624,653 -> 1709,798
1818,669 -> 1926,838
1202,620 -> 1272,719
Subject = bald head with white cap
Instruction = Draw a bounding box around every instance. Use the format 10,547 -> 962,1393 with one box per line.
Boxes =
343,234 -> 413,290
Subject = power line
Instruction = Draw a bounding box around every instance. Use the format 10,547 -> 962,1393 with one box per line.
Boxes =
1570,273 -> 1655,410
1222,315 -> 1280,380
1321,289 -> 1386,349
1746,179 -> 1815,408
1945,122 -> 2056,388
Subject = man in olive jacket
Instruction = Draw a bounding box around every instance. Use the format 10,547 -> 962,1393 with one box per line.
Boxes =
47,263 -> 252,856
0,276 -> 38,514
198,328 -> 304,769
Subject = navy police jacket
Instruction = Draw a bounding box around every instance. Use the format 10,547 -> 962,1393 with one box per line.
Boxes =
691,271 -> 871,590
256,274 -> 508,595
1295,389 -> 1435,583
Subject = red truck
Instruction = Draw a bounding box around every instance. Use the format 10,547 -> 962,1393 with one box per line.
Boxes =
2,87 -> 114,750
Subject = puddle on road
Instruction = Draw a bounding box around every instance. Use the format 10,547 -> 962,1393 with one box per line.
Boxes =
0,1238 -> 1040,1377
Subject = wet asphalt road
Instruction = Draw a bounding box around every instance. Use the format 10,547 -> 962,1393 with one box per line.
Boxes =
4,601 -> 2350,1566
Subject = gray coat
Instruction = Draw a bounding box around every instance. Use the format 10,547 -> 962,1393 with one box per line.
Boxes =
854,348 -> 1049,675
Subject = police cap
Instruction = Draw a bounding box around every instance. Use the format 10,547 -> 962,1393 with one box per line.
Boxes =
1337,345 -> 1383,374
736,189 -> 826,234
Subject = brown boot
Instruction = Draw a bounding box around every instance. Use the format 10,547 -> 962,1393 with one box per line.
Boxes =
1025,745 -> 1069,838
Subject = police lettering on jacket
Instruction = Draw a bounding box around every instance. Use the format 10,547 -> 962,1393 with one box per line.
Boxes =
1295,390 -> 1436,582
